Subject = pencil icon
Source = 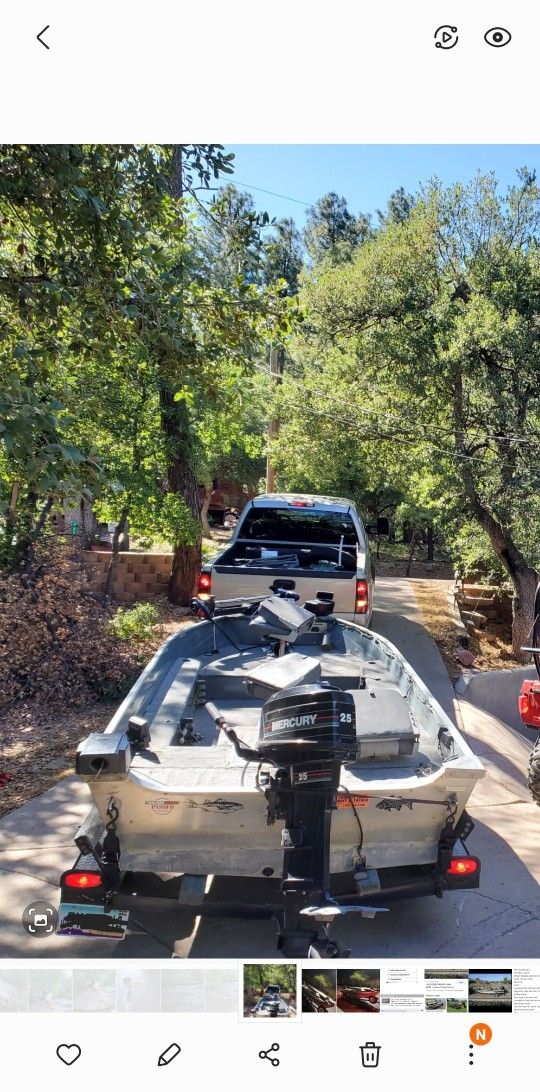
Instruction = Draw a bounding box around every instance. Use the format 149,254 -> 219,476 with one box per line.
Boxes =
158,1043 -> 181,1067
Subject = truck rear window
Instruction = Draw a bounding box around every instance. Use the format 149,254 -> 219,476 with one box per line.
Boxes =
238,508 -> 359,545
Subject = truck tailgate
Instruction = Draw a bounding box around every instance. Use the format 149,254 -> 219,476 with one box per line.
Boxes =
211,566 -> 357,614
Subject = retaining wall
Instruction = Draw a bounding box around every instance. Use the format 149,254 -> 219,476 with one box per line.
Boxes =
83,550 -> 173,604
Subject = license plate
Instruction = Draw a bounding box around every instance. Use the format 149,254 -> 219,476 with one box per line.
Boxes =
57,901 -> 129,939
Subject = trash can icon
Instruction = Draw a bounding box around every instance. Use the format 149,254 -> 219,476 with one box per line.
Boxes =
360,1042 -> 381,1068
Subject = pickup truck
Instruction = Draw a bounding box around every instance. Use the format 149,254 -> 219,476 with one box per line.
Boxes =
197,493 -> 375,624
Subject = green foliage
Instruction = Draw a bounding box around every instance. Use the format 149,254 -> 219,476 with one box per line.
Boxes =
106,601 -> 160,642
445,520 -> 506,582
338,969 -> 380,989
303,192 -> 371,264
243,963 -> 296,995
280,170 -> 540,651
0,146 -> 296,587
303,971 -> 335,995
263,218 -> 304,295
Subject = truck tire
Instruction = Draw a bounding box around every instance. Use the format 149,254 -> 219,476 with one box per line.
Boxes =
527,736 -> 540,806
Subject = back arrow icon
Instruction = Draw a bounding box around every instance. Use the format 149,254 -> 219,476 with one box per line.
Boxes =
37,25 -> 50,49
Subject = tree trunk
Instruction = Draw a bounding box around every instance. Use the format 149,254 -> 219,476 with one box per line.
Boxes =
452,362 -> 537,661
103,506 -> 129,604
405,528 -> 416,577
32,495 -> 54,540
200,485 -> 212,537
426,525 -> 434,562
510,565 -> 538,659
160,388 -> 202,606
161,145 -> 203,606
461,492 -> 537,660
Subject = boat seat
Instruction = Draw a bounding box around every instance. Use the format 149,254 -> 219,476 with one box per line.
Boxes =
147,658 -> 201,747
244,652 -> 321,699
201,650 -> 321,700
319,651 -> 368,690
347,685 -> 419,759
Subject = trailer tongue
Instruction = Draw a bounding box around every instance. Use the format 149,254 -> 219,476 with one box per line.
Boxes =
59,587 -> 485,956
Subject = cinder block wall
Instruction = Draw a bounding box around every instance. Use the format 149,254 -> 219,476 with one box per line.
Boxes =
83,551 -> 173,604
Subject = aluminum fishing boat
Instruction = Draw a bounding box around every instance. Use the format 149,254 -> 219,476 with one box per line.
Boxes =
61,586 -> 485,956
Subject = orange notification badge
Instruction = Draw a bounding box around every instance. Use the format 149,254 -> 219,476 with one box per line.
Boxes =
469,1023 -> 493,1045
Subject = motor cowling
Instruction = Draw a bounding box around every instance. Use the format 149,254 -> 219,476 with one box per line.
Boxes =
258,683 -> 356,765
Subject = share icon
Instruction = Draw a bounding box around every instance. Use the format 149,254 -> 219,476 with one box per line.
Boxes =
259,1043 -> 280,1066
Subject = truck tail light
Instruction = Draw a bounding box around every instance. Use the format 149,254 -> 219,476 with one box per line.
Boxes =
197,571 -> 211,594
518,679 -> 540,727
355,578 -> 369,613
447,857 -> 478,876
63,871 -> 103,889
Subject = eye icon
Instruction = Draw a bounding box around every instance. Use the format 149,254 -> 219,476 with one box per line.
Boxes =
484,26 -> 512,47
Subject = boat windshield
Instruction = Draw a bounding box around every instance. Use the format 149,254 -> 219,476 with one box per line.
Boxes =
239,508 -> 359,545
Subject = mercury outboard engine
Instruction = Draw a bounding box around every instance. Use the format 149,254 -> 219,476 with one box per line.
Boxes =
206,683 -> 356,957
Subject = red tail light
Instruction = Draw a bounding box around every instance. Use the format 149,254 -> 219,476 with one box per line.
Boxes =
197,571 -> 211,593
447,857 -> 478,876
355,578 -> 369,613
518,679 -> 540,727
63,871 -> 103,889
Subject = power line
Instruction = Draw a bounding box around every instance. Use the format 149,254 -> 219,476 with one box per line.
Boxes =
273,393 -> 540,475
253,360 -> 540,450
232,181 -> 312,208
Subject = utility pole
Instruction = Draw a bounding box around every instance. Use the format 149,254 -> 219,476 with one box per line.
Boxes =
266,345 -> 282,492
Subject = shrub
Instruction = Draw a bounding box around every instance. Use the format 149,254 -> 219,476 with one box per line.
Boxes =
0,543 -> 154,709
106,601 -> 160,642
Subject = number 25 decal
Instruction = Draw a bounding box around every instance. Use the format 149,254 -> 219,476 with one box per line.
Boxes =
340,712 -> 352,723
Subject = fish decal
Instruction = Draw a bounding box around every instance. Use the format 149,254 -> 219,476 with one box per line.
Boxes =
376,798 -> 413,812
188,798 -> 244,814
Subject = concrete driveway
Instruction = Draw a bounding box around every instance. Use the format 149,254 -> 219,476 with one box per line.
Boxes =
1,577 -> 538,958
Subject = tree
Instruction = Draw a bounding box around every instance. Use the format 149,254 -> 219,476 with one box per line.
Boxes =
303,192 -> 370,264
199,182 -> 270,286
0,145 -> 295,603
263,217 -> 304,295
294,170 -> 540,657
150,149 -> 292,603
0,144 -> 169,570
377,185 -> 415,225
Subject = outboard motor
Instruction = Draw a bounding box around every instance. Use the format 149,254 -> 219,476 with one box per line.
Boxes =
206,683 -> 356,956
259,684 -> 356,956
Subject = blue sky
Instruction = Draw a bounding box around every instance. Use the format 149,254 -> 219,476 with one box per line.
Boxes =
223,145 -> 540,226
470,973 -> 511,981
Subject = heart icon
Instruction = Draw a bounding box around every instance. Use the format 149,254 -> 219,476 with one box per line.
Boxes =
56,1044 -> 82,1066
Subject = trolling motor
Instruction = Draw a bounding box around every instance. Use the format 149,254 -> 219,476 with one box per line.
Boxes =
206,682 -> 358,957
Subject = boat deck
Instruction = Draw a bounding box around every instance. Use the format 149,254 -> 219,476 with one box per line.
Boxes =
127,640 -> 447,793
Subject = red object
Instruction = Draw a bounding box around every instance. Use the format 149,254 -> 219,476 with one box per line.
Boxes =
63,871 -> 103,889
289,500 -> 312,507
197,571 -> 212,593
447,857 -> 478,876
355,578 -> 369,613
518,679 -> 540,727
0,772 -> 13,788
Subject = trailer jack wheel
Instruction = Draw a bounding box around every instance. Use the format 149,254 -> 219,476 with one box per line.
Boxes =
308,938 -> 342,959
277,923 -> 347,959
